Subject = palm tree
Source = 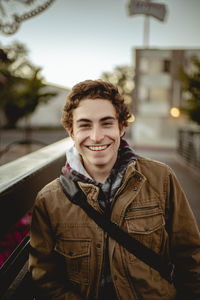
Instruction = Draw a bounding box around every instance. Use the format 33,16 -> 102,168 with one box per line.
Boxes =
0,41 -> 57,128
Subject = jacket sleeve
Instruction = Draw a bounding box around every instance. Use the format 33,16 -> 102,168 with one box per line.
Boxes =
166,168 -> 200,298
29,191 -> 83,300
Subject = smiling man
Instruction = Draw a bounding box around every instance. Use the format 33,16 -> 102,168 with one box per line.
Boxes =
71,98 -> 125,183
29,80 -> 200,300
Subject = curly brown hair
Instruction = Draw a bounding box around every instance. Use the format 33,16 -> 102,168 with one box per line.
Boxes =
61,79 -> 131,133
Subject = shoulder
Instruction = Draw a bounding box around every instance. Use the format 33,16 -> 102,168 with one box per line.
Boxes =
33,178 -> 75,222
135,156 -> 176,191
136,155 -> 172,176
34,178 -> 63,208
39,178 -> 61,194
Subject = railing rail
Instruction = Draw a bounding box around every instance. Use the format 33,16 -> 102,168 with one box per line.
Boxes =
0,137 -> 73,299
0,235 -> 31,299
0,138 -> 73,236
177,127 -> 200,170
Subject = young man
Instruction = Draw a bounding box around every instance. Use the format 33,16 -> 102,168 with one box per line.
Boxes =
29,80 -> 200,300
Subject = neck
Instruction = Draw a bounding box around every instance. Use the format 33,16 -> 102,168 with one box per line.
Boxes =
89,170 -> 109,184
83,163 -> 114,184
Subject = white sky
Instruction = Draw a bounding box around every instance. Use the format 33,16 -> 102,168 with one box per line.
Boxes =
1,0 -> 200,88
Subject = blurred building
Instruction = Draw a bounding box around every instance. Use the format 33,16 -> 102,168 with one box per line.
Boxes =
132,48 -> 200,147
18,83 -> 70,128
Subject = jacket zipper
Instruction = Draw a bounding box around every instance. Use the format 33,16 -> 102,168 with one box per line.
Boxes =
111,175 -> 133,210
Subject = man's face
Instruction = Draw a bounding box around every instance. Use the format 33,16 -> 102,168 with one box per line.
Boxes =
71,98 -> 125,179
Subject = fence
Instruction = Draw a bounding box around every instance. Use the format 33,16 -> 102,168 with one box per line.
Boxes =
0,138 -> 72,299
177,127 -> 200,170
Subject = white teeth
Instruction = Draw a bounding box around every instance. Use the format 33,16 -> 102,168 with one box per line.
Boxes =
88,145 -> 108,151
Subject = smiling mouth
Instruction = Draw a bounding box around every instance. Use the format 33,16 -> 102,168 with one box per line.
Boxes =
87,144 -> 110,151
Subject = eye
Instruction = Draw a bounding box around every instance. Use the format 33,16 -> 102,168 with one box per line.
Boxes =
79,123 -> 90,128
103,121 -> 113,127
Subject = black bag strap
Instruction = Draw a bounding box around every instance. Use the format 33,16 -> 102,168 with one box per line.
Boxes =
59,175 -> 175,284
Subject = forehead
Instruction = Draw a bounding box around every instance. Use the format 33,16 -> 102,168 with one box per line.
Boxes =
73,98 -> 117,121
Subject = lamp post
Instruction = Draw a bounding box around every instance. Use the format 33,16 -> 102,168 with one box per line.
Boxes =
128,0 -> 167,48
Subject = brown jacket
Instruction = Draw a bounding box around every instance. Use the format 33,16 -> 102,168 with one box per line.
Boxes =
29,156 -> 200,300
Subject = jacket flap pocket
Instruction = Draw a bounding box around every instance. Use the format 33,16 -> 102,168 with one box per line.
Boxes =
126,213 -> 164,234
55,239 -> 91,259
126,204 -> 165,234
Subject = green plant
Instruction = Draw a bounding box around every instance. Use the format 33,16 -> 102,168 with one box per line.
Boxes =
179,56 -> 200,125
0,41 -> 57,128
101,65 -> 134,106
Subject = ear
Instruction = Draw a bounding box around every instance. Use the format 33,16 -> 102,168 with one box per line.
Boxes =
67,128 -> 74,140
120,126 -> 126,137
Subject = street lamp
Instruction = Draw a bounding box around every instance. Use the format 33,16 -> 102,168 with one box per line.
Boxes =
0,0 -> 56,35
170,107 -> 180,118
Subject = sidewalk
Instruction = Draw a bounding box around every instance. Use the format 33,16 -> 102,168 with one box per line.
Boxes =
0,129 -> 66,165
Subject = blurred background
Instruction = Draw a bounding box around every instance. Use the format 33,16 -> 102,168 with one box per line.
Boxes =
0,0 -> 200,162
0,0 -> 200,281
0,0 -> 200,194
0,0 -> 200,204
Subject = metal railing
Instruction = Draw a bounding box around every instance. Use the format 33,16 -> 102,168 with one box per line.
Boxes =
0,137 -> 73,299
177,127 -> 200,169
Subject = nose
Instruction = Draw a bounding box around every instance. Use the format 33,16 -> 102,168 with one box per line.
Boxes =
90,125 -> 104,143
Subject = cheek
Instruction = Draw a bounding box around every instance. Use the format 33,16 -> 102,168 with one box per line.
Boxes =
111,129 -> 123,141
73,130 -> 88,144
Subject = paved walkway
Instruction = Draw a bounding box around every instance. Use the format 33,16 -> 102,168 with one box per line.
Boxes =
0,129 -> 66,165
134,146 -> 200,230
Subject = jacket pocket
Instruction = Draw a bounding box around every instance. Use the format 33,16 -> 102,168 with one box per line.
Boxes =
125,202 -> 165,259
55,239 -> 91,285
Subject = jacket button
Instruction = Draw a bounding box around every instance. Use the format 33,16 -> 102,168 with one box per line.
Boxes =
114,275 -> 117,281
97,243 -> 101,248
137,177 -> 142,182
133,186 -> 137,191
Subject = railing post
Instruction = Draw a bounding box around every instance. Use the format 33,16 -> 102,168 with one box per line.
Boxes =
177,127 -> 200,170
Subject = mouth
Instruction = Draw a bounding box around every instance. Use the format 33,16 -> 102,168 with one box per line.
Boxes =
86,144 -> 111,151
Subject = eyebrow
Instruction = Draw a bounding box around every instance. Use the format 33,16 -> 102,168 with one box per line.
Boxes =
76,118 -> 91,123
76,116 -> 116,123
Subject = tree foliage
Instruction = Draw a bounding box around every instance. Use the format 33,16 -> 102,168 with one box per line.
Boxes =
179,56 -> 200,125
0,41 -> 57,128
101,65 -> 134,106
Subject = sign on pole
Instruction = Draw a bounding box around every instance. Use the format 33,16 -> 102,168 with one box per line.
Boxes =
128,0 -> 167,22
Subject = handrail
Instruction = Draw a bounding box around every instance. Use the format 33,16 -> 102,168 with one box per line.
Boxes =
0,137 -> 73,298
0,137 -> 73,237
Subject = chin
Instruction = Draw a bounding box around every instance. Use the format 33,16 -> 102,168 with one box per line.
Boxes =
94,158 -> 112,166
